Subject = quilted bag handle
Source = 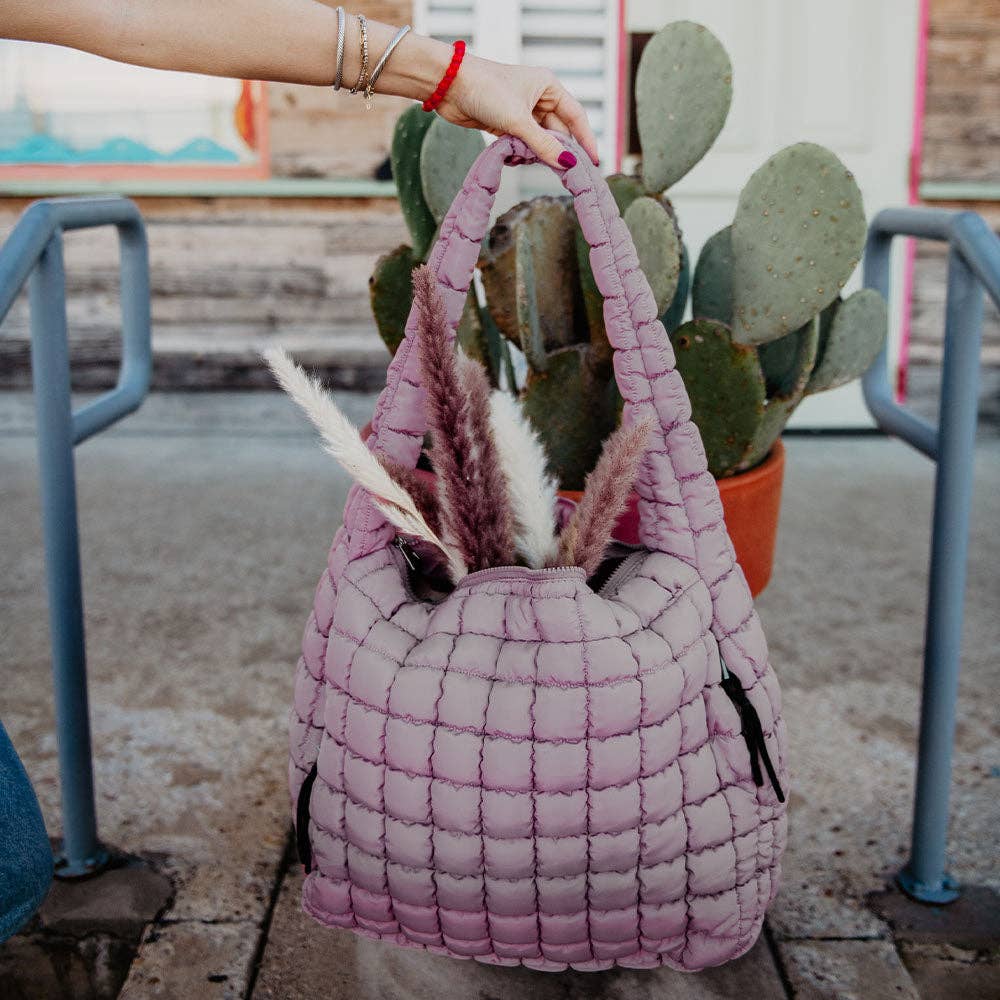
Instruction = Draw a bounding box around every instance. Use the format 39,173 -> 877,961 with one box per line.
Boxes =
345,133 -> 753,641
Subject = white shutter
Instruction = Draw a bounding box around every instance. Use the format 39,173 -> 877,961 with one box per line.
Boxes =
415,0 -> 478,45
520,0 -> 617,153
414,0 -> 619,169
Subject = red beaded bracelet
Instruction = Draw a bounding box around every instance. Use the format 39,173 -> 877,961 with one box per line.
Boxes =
422,40 -> 466,113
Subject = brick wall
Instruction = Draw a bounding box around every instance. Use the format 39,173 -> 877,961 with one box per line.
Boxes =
911,0 -> 1000,381
923,0 -> 1000,184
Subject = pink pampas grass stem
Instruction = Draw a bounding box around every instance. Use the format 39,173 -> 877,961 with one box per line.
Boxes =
412,266 -> 516,572
555,418 -> 653,577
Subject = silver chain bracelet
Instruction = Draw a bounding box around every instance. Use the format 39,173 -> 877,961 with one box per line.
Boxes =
333,6 -> 346,91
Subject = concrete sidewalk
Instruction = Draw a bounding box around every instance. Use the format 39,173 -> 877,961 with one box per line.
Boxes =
1,391 -> 997,999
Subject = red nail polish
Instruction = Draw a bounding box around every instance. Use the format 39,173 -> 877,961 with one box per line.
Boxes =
558,151 -> 577,169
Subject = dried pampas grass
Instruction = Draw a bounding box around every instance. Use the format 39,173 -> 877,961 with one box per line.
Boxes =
554,418 -> 653,577
378,457 -> 441,535
413,266 -> 516,572
263,347 -> 466,581
487,389 -> 559,568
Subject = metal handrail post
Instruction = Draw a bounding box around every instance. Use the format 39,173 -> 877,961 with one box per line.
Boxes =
27,233 -> 107,876
862,208 -> 1000,904
0,197 -> 151,878
905,245 -> 983,902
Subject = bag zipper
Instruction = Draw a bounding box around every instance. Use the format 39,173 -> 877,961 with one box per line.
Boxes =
596,546 -> 647,598
295,762 -> 319,873
719,660 -> 785,802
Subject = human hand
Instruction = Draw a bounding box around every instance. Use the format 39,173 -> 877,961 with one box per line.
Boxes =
435,54 -> 600,169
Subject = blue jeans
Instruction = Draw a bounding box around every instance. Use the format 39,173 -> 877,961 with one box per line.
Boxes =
0,720 -> 53,941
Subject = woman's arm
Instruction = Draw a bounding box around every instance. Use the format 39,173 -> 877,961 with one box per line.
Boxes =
1,0 -> 598,167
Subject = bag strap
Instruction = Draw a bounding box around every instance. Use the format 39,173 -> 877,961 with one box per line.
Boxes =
346,133 -> 749,632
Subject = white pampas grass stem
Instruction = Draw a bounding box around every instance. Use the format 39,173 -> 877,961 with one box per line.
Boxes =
488,390 -> 559,567
263,347 -> 467,581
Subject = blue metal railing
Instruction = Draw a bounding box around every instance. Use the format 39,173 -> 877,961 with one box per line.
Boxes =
863,208 -> 1000,904
0,197 -> 151,877
2,198 -> 995,899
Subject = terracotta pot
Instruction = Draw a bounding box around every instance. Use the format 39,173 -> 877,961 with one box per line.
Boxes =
558,439 -> 785,597
359,424 -> 785,597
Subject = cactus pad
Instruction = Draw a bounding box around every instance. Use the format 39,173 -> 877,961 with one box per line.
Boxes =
670,319 -> 766,478
636,21 -> 733,193
520,347 -> 620,490
390,105 -> 437,261
740,316 -> 820,471
481,197 -> 585,353
624,196 -> 682,315
758,317 -> 816,398
456,295 -> 490,372
806,288 -> 888,394
691,224 -> 734,325
662,241 -> 691,332
370,241 -> 488,369
514,225 -> 548,372
606,173 -> 646,215
420,116 -> 486,224
731,142 -> 866,344
370,243 -> 417,355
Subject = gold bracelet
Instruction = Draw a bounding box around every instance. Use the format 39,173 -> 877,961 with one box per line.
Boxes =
350,14 -> 370,101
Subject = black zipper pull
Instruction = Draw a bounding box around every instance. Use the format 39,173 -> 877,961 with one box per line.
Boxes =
719,662 -> 785,803
296,762 -> 319,873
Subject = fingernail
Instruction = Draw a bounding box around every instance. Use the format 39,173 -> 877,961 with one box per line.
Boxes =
558,151 -> 577,169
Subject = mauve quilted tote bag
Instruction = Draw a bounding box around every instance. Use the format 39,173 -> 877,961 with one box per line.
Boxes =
288,134 -> 789,973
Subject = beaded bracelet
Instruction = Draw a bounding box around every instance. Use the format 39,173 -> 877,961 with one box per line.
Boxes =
422,40 -> 466,113
349,14 -> 369,97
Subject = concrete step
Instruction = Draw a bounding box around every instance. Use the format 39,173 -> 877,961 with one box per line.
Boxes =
0,323 -> 391,391
0,199 -> 407,390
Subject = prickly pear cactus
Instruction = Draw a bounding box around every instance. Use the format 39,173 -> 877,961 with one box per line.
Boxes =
669,315 -> 824,477
520,348 -> 621,491
606,173 -> 647,215
731,143 -> 867,344
374,19 -> 888,487
480,196 -> 620,486
390,105 -> 437,262
481,197 -> 586,353
636,21 -> 733,193
806,288 -> 888,394
662,242 -> 690,333
370,244 -> 418,355
623,196 -> 682,315
669,319 -> 766,478
419,116 -> 486,223
741,317 -> 820,472
692,224 -> 734,325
